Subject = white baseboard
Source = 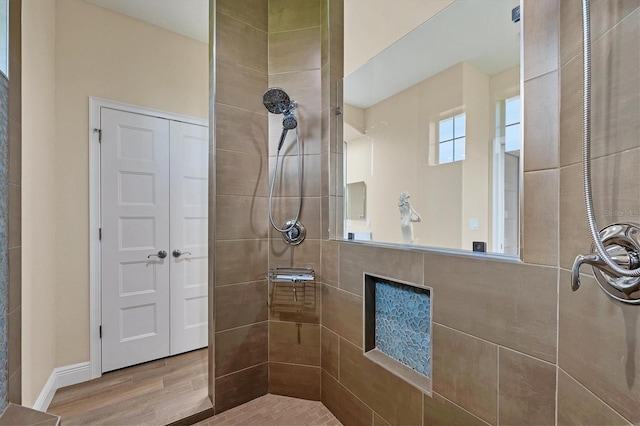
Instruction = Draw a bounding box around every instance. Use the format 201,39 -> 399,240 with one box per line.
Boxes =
32,362 -> 92,412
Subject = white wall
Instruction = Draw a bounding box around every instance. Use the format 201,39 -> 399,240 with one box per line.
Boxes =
22,0 -> 57,408
22,0 -> 208,403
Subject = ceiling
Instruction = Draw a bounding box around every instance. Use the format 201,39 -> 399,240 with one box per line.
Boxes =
85,0 -> 209,43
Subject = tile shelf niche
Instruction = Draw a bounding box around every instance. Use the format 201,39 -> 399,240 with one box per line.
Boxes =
364,274 -> 432,394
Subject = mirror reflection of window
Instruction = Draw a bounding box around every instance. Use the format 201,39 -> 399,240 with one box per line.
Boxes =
438,113 -> 466,164
504,96 -> 521,152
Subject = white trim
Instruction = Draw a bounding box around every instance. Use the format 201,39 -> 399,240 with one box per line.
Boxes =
32,362 -> 92,412
89,97 -> 207,379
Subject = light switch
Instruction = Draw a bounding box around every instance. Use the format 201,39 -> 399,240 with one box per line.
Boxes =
469,218 -> 479,230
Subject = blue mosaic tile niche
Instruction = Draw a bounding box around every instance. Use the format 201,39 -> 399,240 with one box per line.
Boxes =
374,280 -> 431,378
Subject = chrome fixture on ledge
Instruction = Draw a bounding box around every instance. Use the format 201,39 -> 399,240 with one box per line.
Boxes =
268,267 -> 315,302
570,0 -> 640,304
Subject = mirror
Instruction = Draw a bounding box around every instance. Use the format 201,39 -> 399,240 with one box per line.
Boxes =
347,181 -> 367,220
343,0 -> 521,255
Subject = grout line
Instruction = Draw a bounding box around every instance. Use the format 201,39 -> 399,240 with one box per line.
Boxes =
555,268 -> 560,426
215,320 -> 269,335
496,347 -> 500,426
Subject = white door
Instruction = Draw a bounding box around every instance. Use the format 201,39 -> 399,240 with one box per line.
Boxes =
169,121 -> 209,355
101,108 -> 208,372
101,108 -> 171,372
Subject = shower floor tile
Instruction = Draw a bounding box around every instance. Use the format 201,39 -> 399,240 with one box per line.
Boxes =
196,394 -> 342,426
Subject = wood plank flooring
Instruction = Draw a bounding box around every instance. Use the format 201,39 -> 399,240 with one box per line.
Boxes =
48,348 -> 211,425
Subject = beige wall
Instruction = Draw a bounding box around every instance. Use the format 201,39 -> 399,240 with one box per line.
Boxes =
22,0 -> 208,396
22,0 -> 57,407
53,0 -> 208,367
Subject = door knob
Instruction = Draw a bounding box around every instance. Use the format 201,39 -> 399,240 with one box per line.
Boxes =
147,250 -> 167,259
172,249 -> 192,258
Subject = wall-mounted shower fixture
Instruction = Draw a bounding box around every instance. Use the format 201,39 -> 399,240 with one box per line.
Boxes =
263,87 -> 306,245
570,0 -> 640,304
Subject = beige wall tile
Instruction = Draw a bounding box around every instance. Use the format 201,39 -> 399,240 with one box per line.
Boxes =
8,307 -> 21,377
215,281 -> 268,331
217,12 -> 267,73
8,183 -> 20,248
269,196 -> 322,240
522,170 -> 559,266
432,324 -> 498,425
269,235 -> 321,272
269,363 -> 321,400
215,195 -> 268,240
340,244 -> 423,297
339,339 -> 422,426
423,392 -> 489,426
215,239 -> 268,286
9,119 -> 20,185
558,271 -> 640,424
217,60 -> 268,114
269,70 -> 322,112
269,322 -> 320,366
269,280 -> 321,324
217,149 -> 268,197
523,0 -> 559,81
498,348 -> 556,426
424,254 -> 557,362
523,72 -> 559,171
8,56 -> 20,123
8,247 -> 20,312
269,27 -> 321,74
215,363 -> 268,414
215,322 -> 268,377
268,110 -> 322,156
558,164 -> 591,269
557,369 -> 632,426
321,284 -> 362,348
321,370 -> 372,426
269,0 -> 321,33
558,56 -> 582,167
372,413 -> 390,426
217,0 -> 268,31
268,153 -> 322,197
320,239 -> 339,287
320,326 -> 339,379
215,104 -> 268,156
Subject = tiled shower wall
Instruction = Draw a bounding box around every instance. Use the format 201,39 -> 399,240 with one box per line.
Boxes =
319,1 -> 639,425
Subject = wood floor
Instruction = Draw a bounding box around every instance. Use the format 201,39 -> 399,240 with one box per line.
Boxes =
48,348 -> 211,425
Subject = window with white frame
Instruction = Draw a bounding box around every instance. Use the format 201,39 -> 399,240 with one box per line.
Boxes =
504,96 -> 520,152
438,113 -> 465,164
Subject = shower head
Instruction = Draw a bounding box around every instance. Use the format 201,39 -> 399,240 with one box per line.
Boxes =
277,112 -> 298,151
263,87 -> 291,114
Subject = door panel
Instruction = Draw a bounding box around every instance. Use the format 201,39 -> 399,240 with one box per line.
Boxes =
101,108 -> 171,372
169,121 -> 209,355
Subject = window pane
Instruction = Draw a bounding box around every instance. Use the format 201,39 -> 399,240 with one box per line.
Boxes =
505,123 -> 520,152
439,117 -> 453,142
505,97 -> 520,126
454,113 -> 466,137
454,137 -> 465,161
439,140 -> 453,164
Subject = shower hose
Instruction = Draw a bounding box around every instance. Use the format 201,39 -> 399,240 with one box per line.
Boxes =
268,126 -> 303,233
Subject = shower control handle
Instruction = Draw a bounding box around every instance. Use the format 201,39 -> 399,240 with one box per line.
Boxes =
172,249 -> 192,258
147,250 -> 167,259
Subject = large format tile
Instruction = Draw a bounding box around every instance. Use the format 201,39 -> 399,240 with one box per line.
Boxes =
269,238 -> 321,274
558,271 -> 640,424
215,239 -> 268,286
268,110 -> 323,156
215,363 -> 268,414
215,281 -> 268,331
522,170 -> 559,266
523,0 -> 559,81
269,280 -> 321,324
216,149 -> 268,197
269,0 -> 321,33
340,244 -> 424,296
269,70 -> 322,113
339,339 -> 422,426
498,348 -> 556,426
268,154 -> 322,198
217,11 -> 267,73
216,60 -> 267,115
523,72 -> 559,171
557,369 -> 631,426
432,324 -> 498,425
321,239 -> 339,287
269,321 -> 320,366
215,322 -> 268,377
423,393 -> 489,426
269,196 -> 322,240
215,194 -> 268,240
269,27 -> 321,74
424,254 -> 557,362
320,326 -> 339,379
321,284 -> 362,348
269,363 -> 321,401
217,0 -> 267,32
321,371 -> 372,426
215,104 -> 268,156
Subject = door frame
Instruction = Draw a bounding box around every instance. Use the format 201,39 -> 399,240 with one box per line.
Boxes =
89,97 -> 207,379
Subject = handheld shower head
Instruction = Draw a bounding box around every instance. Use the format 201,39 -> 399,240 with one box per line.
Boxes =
263,87 -> 291,114
277,112 -> 298,151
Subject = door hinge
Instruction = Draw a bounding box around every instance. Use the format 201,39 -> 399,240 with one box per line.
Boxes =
99,228 -> 102,240
93,128 -> 102,143
99,325 -> 102,339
